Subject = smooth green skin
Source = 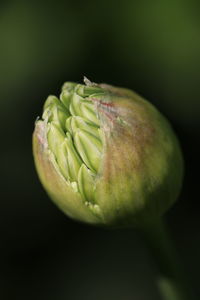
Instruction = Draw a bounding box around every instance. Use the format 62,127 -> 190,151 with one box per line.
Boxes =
33,82 -> 184,228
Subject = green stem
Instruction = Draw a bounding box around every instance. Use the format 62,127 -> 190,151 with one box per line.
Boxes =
139,218 -> 196,300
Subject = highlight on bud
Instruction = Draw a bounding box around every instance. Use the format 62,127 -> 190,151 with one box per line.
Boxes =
33,78 -> 184,227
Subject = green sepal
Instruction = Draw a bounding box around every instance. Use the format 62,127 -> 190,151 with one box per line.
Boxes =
62,82 -> 77,92
60,82 -> 77,109
78,164 -> 95,203
47,122 -> 65,158
65,132 -> 82,181
80,102 -> 100,126
69,93 -> 84,116
43,96 -> 70,130
75,84 -> 104,98
60,90 -> 72,109
74,129 -> 102,172
43,95 -> 59,110
56,141 -> 70,180
66,116 -> 100,138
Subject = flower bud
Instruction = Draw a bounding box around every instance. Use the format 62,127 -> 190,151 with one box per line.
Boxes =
33,78 -> 183,227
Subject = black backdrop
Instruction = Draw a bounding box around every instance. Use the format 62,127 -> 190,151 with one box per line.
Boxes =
1,1 -> 200,299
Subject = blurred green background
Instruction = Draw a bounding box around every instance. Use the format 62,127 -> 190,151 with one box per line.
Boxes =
1,0 -> 200,299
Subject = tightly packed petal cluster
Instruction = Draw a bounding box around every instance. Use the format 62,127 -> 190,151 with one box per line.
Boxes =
33,79 -> 183,227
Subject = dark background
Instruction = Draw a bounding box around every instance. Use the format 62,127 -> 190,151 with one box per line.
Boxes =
0,0 -> 200,299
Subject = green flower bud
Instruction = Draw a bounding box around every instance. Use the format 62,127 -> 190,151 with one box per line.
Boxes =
33,78 -> 183,227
